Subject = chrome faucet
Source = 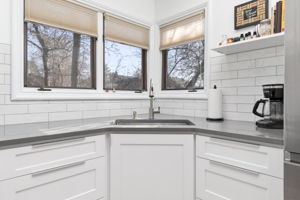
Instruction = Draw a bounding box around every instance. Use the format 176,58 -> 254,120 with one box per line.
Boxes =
149,79 -> 160,120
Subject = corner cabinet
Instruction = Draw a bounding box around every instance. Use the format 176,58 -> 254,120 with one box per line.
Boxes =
110,134 -> 194,200
196,135 -> 284,200
0,135 -> 107,200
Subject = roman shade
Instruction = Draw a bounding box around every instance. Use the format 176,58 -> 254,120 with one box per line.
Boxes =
160,11 -> 205,50
104,14 -> 150,49
25,0 -> 98,37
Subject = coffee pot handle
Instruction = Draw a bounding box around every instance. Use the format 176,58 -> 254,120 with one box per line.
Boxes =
252,99 -> 267,117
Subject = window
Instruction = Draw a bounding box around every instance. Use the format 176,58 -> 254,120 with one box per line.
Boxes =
104,40 -> 147,91
24,0 -> 98,89
25,22 -> 96,89
162,40 -> 205,90
104,14 -> 149,91
160,12 -> 205,90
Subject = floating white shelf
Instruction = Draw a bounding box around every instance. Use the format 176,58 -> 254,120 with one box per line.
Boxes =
212,32 -> 285,54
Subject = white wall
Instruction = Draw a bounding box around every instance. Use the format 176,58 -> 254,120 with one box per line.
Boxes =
0,0 -> 11,44
91,0 -> 155,23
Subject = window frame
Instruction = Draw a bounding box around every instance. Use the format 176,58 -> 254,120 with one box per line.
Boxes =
11,0 -> 150,100
161,41 -> 205,91
156,5 -> 209,100
23,21 -> 98,90
102,40 -> 148,92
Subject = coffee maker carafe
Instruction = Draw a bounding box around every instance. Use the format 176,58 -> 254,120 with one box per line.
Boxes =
252,84 -> 284,129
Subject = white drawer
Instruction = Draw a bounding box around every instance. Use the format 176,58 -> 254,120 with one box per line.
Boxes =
0,135 -> 105,181
196,135 -> 283,178
196,157 -> 283,200
0,157 -> 105,200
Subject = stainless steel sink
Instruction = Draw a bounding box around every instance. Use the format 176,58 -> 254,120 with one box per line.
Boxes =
113,119 -> 195,126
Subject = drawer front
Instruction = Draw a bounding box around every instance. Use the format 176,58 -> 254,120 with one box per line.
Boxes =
196,158 -> 283,200
0,135 -> 105,181
0,157 -> 105,200
196,135 -> 283,178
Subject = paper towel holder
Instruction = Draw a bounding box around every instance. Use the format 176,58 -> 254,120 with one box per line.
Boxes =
206,85 -> 224,122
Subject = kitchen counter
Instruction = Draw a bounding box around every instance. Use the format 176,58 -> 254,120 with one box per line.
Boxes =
0,114 -> 283,150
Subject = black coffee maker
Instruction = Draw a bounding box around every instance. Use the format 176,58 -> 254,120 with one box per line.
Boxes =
252,84 -> 284,129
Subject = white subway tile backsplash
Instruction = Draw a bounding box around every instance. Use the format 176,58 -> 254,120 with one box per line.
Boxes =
276,46 -> 285,56
0,74 -> 4,84
28,104 -> 66,113
67,103 -> 97,111
223,96 -> 255,104
5,113 -> 49,125
49,111 -> 82,121
223,104 -> 237,112
277,66 -> 284,75
0,55 -> 4,64
237,104 -> 253,113
255,56 -> 284,68
222,60 -> 255,71
211,64 -> 222,72
255,76 -> 284,85
0,85 -> 10,94
237,47 -> 276,61
82,110 -> 110,119
0,105 -> 28,114
221,78 -> 255,87
211,71 -> 237,80
210,54 -> 237,65
238,67 -> 276,78
223,112 -> 254,121
0,64 -> 10,74
0,115 -> 4,125
0,44 -> 10,54
220,88 -> 237,96
237,86 -> 262,96
4,55 -> 10,65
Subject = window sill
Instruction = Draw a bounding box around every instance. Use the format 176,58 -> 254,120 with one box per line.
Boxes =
156,90 -> 208,100
11,88 -> 149,101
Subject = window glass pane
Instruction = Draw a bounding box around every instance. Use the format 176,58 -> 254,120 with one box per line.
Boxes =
25,22 -> 95,89
164,40 -> 205,90
104,40 -> 144,91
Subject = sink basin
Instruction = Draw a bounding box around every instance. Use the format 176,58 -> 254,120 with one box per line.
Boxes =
113,119 -> 195,126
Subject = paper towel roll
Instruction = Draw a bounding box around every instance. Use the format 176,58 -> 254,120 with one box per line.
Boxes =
207,85 -> 223,121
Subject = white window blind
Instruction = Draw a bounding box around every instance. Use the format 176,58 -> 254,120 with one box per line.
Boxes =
104,14 -> 150,49
25,0 -> 98,37
160,11 -> 205,50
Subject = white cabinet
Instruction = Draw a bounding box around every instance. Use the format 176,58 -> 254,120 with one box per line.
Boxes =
110,134 -> 194,200
0,135 -> 107,200
0,158 -> 105,200
196,135 -> 284,200
196,135 -> 283,178
0,135 -> 105,181
196,158 -> 283,200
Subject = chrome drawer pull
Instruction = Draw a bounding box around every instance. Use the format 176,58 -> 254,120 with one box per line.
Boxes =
210,160 -> 260,176
32,161 -> 85,176
32,138 -> 85,149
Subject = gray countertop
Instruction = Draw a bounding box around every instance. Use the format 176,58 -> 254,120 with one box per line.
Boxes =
0,114 -> 284,150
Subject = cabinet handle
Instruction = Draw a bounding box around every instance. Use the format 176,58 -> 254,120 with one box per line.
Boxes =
32,137 -> 85,149
210,160 -> 260,176
32,161 -> 85,176
209,137 -> 260,149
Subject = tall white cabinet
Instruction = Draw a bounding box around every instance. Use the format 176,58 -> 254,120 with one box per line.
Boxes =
109,134 -> 194,200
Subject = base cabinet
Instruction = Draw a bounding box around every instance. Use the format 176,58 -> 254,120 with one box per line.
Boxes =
110,134 -> 194,200
0,135 -> 106,200
196,158 -> 283,200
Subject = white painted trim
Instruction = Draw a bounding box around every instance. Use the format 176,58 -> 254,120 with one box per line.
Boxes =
152,2 -> 209,100
11,0 -> 151,101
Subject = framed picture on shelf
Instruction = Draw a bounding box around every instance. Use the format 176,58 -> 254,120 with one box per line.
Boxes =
234,0 -> 268,30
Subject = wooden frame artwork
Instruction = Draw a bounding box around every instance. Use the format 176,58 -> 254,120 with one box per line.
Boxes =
234,0 -> 268,30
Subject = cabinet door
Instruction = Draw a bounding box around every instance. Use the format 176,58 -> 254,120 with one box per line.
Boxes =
196,136 -> 283,178
0,135 -> 105,181
196,157 -> 283,200
110,134 -> 194,200
0,158 -> 105,200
